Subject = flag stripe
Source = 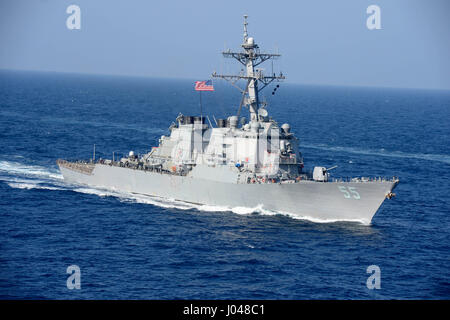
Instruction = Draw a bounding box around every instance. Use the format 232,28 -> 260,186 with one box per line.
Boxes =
195,80 -> 214,91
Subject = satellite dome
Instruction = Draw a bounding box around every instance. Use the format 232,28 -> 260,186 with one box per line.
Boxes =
281,123 -> 291,134
258,108 -> 268,117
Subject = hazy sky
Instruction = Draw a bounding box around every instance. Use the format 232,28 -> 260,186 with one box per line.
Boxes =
1,0 -> 449,90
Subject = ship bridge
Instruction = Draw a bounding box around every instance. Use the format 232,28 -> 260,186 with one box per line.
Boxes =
143,16 -> 303,180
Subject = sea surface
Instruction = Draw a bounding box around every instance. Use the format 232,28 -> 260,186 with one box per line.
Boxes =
0,70 -> 449,299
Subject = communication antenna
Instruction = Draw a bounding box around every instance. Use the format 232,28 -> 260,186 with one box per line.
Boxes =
243,14 -> 248,43
212,15 -> 285,121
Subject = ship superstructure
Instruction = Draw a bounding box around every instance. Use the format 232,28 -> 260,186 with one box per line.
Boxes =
57,16 -> 398,224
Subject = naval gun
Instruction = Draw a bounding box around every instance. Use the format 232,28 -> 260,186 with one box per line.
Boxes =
313,165 -> 338,182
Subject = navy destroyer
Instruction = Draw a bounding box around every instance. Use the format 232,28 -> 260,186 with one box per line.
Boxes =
57,16 -> 399,224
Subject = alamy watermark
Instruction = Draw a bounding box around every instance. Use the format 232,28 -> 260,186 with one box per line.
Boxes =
366,5 -> 381,30
66,265 -> 81,289
366,265 -> 381,289
66,5 -> 81,30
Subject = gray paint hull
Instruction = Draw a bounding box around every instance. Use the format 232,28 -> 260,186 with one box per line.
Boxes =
58,164 -> 397,224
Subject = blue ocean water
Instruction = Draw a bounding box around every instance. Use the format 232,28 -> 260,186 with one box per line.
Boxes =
0,70 -> 449,299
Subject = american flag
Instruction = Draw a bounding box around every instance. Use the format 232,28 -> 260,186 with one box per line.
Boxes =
195,80 -> 214,91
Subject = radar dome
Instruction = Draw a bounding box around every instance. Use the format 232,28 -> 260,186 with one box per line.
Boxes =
281,123 -> 291,134
258,108 -> 268,118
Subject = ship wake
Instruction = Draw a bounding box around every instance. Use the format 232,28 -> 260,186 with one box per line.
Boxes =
0,160 -> 63,180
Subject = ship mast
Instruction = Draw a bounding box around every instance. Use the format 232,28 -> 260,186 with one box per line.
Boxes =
212,15 -> 285,122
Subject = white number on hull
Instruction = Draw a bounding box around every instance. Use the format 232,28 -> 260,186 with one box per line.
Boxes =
348,187 -> 361,199
338,186 -> 360,199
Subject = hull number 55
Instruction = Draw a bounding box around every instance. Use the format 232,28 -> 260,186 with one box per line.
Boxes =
338,186 -> 361,199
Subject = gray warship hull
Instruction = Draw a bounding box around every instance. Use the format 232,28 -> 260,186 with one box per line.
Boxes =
58,161 -> 398,224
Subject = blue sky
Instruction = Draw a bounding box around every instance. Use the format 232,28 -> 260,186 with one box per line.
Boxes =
1,0 -> 449,90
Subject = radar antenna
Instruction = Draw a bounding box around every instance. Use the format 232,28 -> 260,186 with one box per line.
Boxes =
212,15 -> 285,121
243,14 -> 248,43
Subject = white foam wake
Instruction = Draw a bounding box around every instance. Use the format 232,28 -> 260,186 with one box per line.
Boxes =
1,160 -> 67,192
0,160 -> 63,180
7,182 -> 64,191
229,204 -> 367,224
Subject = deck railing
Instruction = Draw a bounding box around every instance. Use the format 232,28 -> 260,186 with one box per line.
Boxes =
58,159 -> 399,184
56,159 -> 95,175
